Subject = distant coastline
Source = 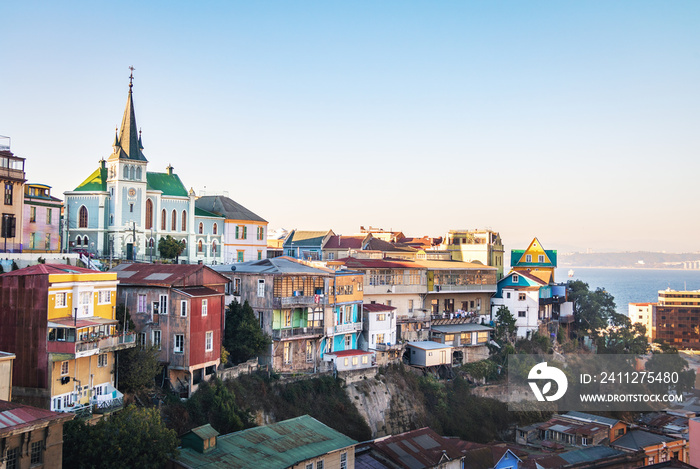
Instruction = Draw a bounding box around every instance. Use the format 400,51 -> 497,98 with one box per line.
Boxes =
559,251 -> 700,271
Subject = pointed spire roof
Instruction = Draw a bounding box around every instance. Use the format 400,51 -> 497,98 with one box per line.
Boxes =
108,68 -> 147,162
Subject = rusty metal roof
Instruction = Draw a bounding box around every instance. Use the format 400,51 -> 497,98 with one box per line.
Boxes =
0,400 -> 73,435
173,415 -> 356,469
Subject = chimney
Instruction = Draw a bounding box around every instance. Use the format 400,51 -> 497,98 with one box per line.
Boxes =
99,158 -> 106,170
166,164 -> 173,175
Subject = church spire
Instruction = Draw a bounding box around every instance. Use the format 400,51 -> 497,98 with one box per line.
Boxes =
112,66 -> 147,162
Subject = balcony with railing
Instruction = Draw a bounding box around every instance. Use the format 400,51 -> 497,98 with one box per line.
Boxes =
273,295 -> 328,308
334,322 -> 363,334
48,333 -> 136,358
429,283 -> 496,293
271,326 -> 324,340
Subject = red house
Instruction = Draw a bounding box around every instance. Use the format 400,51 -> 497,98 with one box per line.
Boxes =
111,264 -> 228,396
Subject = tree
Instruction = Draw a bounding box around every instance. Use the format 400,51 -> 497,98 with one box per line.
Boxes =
223,300 -> 271,365
115,304 -> 135,333
646,344 -> 696,395
494,306 -> 516,346
117,345 -> 162,393
63,405 -> 178,469
158,235 -> 184,262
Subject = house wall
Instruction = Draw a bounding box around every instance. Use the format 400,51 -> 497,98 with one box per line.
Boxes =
23,200 -> 61,253
223,219 -> 267,263
0,418 -> 69,469
408,346 -> 452,366
0,355 -> 13,401
187,294 -> 223,370
290,446 -> 355,469
49,353 -> 114,410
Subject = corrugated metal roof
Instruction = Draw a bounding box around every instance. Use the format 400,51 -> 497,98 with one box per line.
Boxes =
363,304 -> 397,313
210,257 -> 333,276
146,171 -> 189,197
371,427 -> 464,468
406,341 -> 452,351
173,415 -> 356,469
195,195 -> 266,223
564,411 -> 620,427
559,446 -> 624,464
190,424 -> 220,440
0,264 -> 102,277
73,167 -> 108,192
0,401 -> 73,433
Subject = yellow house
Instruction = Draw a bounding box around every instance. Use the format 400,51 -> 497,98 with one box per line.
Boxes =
0,264 -> 135,413
510,237 -> 558,283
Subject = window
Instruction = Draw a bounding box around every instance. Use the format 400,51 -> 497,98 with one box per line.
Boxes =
174,334 -> 184,353
198,240 -> 203,253
29,232 -> 36,249
180,300 -> 187,317
284,310 -> 292,327
202,299 -> 208,316
98,290 -> 111,304
518,311 -> 526,318
45,233 -> 51,250
137,294 -> 147,313
506,292 -> 511,299
284,342 -> 292,364
61,360 -> 69,375
6,447 -> 18,469
161,209 -> 166,230
145,199 -> 153,229
526,254 -> 532,262
377,313 -> 386,321
477,331 -> 489,343
257,250 -> 262,260
257,226 -> 264,240
55,292 -> 67,308
538,254 -> 544,263
198,222 -> 204,234
153,330 -> 162,350
257,279 -> 265,297
30,441 -> 43,465
98,353 -> 108,367
233,278 -> 241,295
30,206 -> 36,222
79,205 -> 88,228
160,295 -> 168,315
376,333 -> 385,344
171,210 -> 177,231
518,293 -> 526,301
408,299 -> 414,312
47,208 -> 52,224
205,331 -> 213,352
137,332 -> 146,347
79,291 -> 91,316
129,203 -> 134,213
237,250 -> 244,262
181,210 -> 187,231
4,183 -> 13,205
213,223 -> 218,235
316,461 -> 324,469
512,274 -> 519,283
345,335 -> 351,349
306,464 -> 313,469
212,240 -> 217,256
306,341 -> 314,362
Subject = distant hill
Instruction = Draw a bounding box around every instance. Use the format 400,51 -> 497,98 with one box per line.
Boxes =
559,251 -> 700,269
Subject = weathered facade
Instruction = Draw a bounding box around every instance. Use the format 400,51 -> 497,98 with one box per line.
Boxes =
0,144 -> 26,253
112,264 -> 227,396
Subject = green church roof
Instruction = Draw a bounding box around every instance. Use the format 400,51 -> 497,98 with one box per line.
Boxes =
74,167 -> 108,192
147,172 -> 189,197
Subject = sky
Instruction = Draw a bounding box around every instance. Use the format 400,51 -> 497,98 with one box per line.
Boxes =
3,1 -> 699,254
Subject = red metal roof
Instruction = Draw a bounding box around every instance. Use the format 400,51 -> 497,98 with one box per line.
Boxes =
324,236 -> 365,249
111,263 -> 228,286
371,427 -> 465,466
0,400 -> 73,434
0,264 -> 97,277
174,286 -> 223,297
363,304 -> 397,313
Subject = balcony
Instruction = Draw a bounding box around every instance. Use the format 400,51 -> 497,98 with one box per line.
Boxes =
273,295 -> 328,308
48,333 -> 136,358
334,322 -> 363,334
271,326 -> 324,340
429,284 -> 496,293
374,342 -> 402,351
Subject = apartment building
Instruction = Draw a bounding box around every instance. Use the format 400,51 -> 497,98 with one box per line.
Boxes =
655,289 -> 700,349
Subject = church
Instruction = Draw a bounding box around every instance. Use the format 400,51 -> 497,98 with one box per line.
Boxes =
63,72 -> 233,264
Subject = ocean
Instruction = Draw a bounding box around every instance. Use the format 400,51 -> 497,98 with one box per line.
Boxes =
554,267 -> 700,316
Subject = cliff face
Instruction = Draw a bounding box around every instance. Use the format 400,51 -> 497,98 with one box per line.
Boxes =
344,367 -> 430,438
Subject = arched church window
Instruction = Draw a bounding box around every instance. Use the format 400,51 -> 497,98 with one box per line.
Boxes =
161,210 -> 166,230
145,199 -> 153,229
135,166 -> 142,180
79,206 -> 88,228
181,210 -> 187,231
171,210 -> 177,231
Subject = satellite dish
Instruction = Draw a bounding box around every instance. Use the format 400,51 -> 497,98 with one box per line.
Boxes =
231,265 -> 236,271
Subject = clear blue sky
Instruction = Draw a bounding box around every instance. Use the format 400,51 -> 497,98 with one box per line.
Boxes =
3,1 -> 699,253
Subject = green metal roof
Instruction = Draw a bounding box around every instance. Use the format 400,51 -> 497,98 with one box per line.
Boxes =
510,249 -> 558,267
74,167 -> 108,192
147,172 -> 189,197
190,424 -> 220,440
173,415 -> 357,469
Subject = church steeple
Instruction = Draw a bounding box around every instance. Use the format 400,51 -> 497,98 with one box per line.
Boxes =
110,67 -> 148,162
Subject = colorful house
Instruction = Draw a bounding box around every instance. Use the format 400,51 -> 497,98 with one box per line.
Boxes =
510,237 -> 558,283
112,263 -> 227,397
0,264 -> 135,413
0,143 -> 26,253
170,415 -> 357,469
283,229 -> 335,260
23,183 -> 62,253
195,195 -> 268,263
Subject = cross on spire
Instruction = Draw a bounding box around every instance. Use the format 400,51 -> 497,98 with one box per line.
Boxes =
129,66 -> 135,88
